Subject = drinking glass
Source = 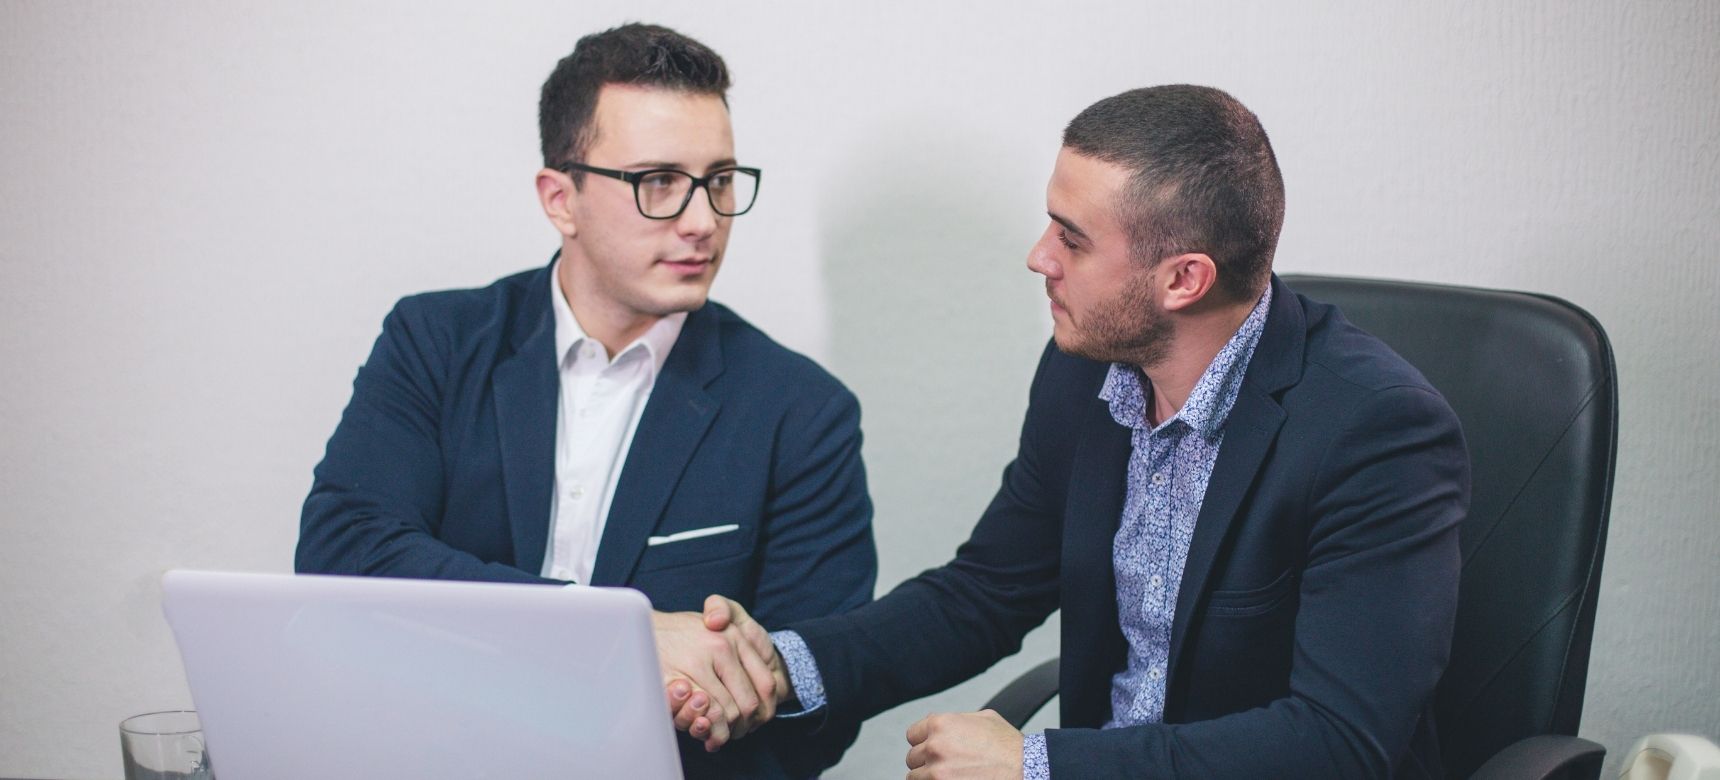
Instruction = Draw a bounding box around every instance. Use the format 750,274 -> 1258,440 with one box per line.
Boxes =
119,710 -> 214,780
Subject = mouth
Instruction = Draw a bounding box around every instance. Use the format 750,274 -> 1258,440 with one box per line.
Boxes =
659,257 -> 714,276
1045,283 -> 1067,315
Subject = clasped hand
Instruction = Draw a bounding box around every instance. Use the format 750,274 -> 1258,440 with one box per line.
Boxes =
654,595 -> 789,752
906,709 -> 1025,779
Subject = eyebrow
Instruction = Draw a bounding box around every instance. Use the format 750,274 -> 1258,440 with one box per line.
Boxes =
1049,212 -> 1090,242
623,157 -> 740,172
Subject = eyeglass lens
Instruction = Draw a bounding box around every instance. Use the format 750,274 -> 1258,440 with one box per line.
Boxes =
636,170 -> 758,218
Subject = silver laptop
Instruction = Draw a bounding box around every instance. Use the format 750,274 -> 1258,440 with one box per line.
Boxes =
161,570 -> 683,780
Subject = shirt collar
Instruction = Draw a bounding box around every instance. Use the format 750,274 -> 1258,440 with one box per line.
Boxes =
550,258 -> 686,377
1100,284 -> 1274,439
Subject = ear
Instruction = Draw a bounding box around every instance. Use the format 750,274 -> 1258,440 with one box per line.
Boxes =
536,168 -> 578,238
1158,253 -> 1219,312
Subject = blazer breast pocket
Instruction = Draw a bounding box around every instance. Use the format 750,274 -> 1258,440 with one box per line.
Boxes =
636,523 -> 753,574
1204,567 -> 1299,617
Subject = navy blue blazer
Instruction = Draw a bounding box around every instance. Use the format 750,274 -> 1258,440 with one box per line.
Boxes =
791,276 -> 1468,778
296,261 -> 878,778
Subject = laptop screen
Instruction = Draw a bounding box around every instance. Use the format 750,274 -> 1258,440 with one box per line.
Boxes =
161,571 -> 682,780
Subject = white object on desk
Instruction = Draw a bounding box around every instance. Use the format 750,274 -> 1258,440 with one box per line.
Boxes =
1619,733 -> 1720,780
161,570 -> 683,780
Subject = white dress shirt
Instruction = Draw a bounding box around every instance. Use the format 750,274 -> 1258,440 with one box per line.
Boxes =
541,262 -> 686,584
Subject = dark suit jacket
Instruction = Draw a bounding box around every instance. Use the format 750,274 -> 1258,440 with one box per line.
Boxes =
791,276 -> 1468,778
296,260 -> 878,778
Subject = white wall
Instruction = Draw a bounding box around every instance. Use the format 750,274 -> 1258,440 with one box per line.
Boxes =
2,2 -> 1715,777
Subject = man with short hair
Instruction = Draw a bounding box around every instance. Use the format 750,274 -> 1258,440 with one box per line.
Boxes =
296,23 -> 875,778
684,85 -> 1468,778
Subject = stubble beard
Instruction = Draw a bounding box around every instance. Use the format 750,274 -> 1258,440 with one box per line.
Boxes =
1054,269 -> 1173,369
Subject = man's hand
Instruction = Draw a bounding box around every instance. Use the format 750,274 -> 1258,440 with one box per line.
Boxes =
905,710 -> 1024,780
664,677 -> 713,742
655,595 -> 787,751
699,595 -> 792,705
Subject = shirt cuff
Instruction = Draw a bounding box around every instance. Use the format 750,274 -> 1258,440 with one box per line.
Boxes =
769,629 -> 827,718
1023,732 -> 1049,780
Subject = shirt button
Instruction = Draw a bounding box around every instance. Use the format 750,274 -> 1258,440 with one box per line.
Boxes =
1148,666 -> 1163,680
580,345 -> 596,360
553,567 -> 571,579
1151,472 -> 1168,486
1149,575 -> 1164,588
569,486 -> 585,500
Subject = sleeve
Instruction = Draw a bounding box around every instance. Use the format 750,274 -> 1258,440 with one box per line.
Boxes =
749,384 -> 878,623
785,342 -> 1070,723
769,630 -> 828,717
1024,733 -> 1050,780
1043,384 -> 1468,779
295,299 -> 555,584
735,380 -> 879,774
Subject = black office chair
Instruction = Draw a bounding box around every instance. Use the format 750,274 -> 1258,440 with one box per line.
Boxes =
985,275 -> 1619,779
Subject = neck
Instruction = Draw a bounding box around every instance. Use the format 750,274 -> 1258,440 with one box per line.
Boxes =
1139,300 -> 1256,427
557,256 -> 659,359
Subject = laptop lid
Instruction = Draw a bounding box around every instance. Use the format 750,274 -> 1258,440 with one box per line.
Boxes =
161,570 -> 683,780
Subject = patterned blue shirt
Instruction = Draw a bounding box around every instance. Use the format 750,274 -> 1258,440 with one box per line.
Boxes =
1024,285 -> 1271,777
778,287 -> 1273,779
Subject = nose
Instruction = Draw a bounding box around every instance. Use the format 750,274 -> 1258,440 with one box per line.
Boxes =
1027,233 -> 1062,279
675,187 -> 721,240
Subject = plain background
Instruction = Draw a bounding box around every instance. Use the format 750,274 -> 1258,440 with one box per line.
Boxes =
3,2 -> 1717,777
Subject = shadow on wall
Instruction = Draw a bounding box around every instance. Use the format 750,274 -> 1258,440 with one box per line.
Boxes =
817,128 -> 1068,778
821,132 -> 1049,585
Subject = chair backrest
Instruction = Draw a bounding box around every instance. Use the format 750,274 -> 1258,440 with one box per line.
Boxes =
1283,275 -> 1619,779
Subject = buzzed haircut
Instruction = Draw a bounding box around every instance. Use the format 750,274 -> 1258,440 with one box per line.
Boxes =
538,23 -> 731,175
1063,85 -> 1285,302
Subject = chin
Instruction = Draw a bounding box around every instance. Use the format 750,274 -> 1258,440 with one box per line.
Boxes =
1053,330 -> 1124,365
649,290 -> 711,316
1051,330 -> 1089,359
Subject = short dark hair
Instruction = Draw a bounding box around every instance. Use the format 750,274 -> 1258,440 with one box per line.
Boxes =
538,23 -> 731,174
1062,85 -> 1285,302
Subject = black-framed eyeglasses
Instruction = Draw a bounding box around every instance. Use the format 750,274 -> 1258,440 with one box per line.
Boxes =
558,162 -> 762,220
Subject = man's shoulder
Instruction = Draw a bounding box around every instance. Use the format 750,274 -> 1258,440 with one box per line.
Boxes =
1294,293 -> 1439,398
1280,291 -> 1460,445
702,301 -> 853,401
391,267 -> 542,325
380,266 -> 546,353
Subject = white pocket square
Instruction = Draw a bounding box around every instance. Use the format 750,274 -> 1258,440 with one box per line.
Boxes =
647,524 -> 741,546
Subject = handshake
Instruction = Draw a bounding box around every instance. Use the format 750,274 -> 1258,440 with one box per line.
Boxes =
650,596 -> 1029,777
652,595 -> 787,753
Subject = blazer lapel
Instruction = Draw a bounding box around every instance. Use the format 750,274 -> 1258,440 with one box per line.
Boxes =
1060,384 -> 1133,728
495,263 -> 560,575
1166,276 -> 1304,688
587,304 -> 724,587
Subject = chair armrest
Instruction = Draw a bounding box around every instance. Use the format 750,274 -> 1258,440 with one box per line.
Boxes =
1470,734 -> 1607,780
982,656 -> 1060,729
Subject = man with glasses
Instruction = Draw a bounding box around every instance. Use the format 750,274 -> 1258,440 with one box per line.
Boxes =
295,23 -> 875,779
